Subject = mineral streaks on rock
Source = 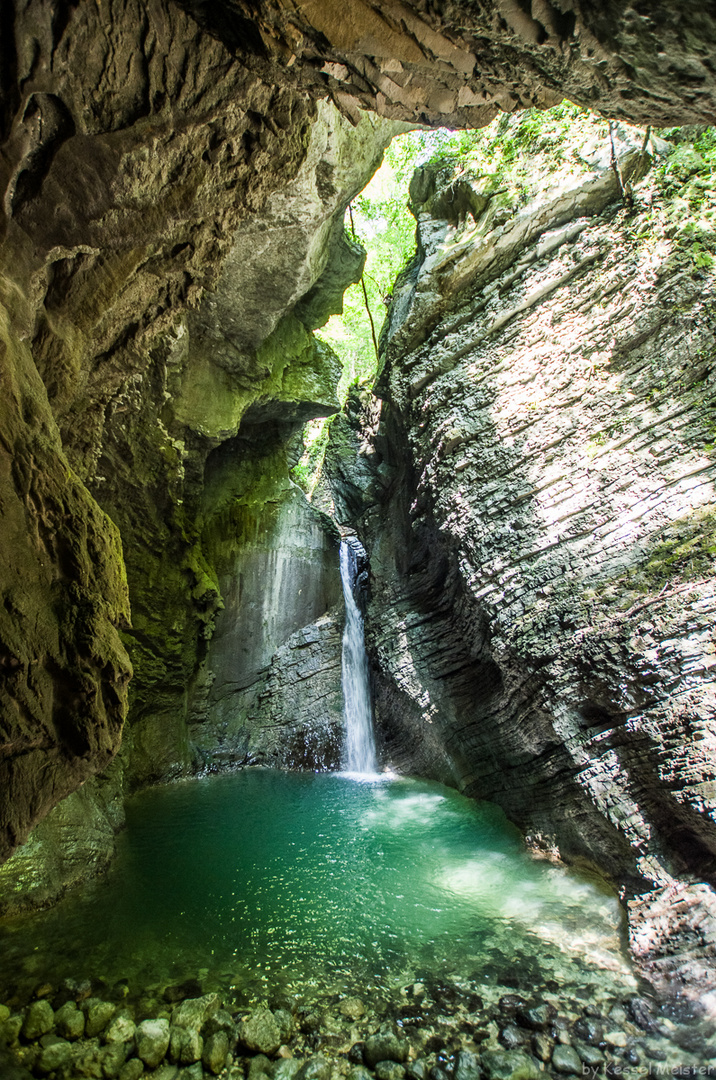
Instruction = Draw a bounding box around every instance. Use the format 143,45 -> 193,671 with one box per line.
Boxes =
180,0 -> 716,129
184,433 -> 344,778
362,137 -> 716,988
0,0 -> 395,859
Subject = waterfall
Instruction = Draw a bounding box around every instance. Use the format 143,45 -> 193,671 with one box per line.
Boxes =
339,539 -> 378,775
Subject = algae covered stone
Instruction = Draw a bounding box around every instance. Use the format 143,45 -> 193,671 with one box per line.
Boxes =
55,1000 -> 85,1040
136,1017 -> 171,1068
363,1032 -> 409,1068
238,1008 -> 282,1055
22,1000 -> 54,1040
480,1050 -> 541,1080
171,994 -> 221,1031
202,1030 -> 229,1075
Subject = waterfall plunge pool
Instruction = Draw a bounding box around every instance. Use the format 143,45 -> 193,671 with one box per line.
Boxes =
0,769 -> 638,1011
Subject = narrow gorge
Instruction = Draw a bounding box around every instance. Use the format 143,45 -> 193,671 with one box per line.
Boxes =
0,3 -> 715,1079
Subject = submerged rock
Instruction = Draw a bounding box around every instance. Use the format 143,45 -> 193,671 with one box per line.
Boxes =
238,1008 -> 282,1056
35,1037 -> 72,1075
55,1000 -> 86,1040
202,1030 -> 230,1075
480,1050 -> 541,1080
172,994 -> 222,1032
136,1018 -> 171,1069
21,1000 -> 54,1040
551,1045 -> 583,1075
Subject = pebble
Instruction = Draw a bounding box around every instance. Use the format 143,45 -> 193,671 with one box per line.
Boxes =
363,1032 -> 409,1068
481,1049 -> 541,1080
572,1040 -> 604,1066
22,1000 -> 55,1040
203,1030 -> 230,1075
239,1008 -> 282,1055
136,1017 -> 171,1069
552,1045 -> 583,1075
453,1049 -> 481,1080
531,1032 -> 553,1062
55,999 -> 86,1040
172,993 -> 222,1031
296,1053 -> 331,1080
340,997 -> 366,1021
573,1017 -> 603,1045
516,1003 -> 556,1031
604,1030 -> 627,1048
84,997 -> 117,1037
119,1060 -> 145,1080
36,1037 -> 72,1075
375,1063 -> 406,1080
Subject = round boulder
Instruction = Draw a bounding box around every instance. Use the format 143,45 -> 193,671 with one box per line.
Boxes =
136,1017 -> 171,1069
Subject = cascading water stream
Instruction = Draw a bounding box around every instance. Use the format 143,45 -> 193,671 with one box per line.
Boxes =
339,539 -> 377,775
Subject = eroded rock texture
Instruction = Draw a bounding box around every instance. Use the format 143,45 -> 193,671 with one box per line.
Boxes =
330,128 -> 716,994
1,0 -> 716,929
0,0 -> 396,867
180,0 -> 716,129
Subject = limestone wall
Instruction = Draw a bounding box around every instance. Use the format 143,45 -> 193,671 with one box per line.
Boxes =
334,126 -> 716,994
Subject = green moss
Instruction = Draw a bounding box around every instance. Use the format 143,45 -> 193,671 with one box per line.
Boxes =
641,507 -> 716,587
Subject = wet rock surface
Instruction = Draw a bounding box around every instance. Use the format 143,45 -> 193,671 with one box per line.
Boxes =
325,124 -> 716,996
2,971 -> 716,1080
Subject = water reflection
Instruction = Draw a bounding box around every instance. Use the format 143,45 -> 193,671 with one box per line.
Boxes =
0,770 -> 636,1002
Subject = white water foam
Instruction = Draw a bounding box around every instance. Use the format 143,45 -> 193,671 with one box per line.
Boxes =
339,540 -> 378,776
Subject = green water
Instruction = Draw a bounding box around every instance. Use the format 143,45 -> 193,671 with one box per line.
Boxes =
0,770 -> 637,1004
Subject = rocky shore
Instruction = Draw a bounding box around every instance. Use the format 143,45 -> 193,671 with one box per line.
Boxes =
1,966 -> 715,1080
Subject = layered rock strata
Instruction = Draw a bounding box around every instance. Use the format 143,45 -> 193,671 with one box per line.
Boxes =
2,0 -> 716,913
330,126 -> 716,994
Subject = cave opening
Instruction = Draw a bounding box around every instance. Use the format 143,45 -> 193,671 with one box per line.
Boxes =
1,0 -> 716,1067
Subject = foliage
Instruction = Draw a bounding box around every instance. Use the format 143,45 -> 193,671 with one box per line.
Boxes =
290,416 -> 332,495
317,134 -> 424,401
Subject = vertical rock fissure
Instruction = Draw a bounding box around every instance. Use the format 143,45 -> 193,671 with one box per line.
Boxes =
339,539 -> 377,775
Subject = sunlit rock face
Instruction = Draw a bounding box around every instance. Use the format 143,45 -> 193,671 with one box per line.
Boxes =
331,127 -> 716,993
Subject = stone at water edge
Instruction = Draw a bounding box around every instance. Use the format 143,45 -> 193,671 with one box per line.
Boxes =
339,997 -> 365,1021
151,1065 -> 180,1080
295,1054 -> 332,1080
21,1000 -> 54,1040
101,1041 -> 130,1079
136,1017 -> 171,1068
551,1045 -> 583,1075
119,1060 -> 145,1080
169,1023 -> 203,1065
202,1030 -> 230,1075
375,1062 -> 406,1080
530,1032 -> 553,1062
480,1050 -> 542,1080
275,1057 -> 304,1080
172,993 -> 222,1031
105,1010 -> 136,1044
571,1042 -> 604,1067
54,1000 -> 86,1040
84,997 -> 117,1037
453,1049 -> 481,1080
363,1032 -> 409,1068
238,1008 -> 282,1055
36,1037 -> 72,1075
516,1003 -> 556,1031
